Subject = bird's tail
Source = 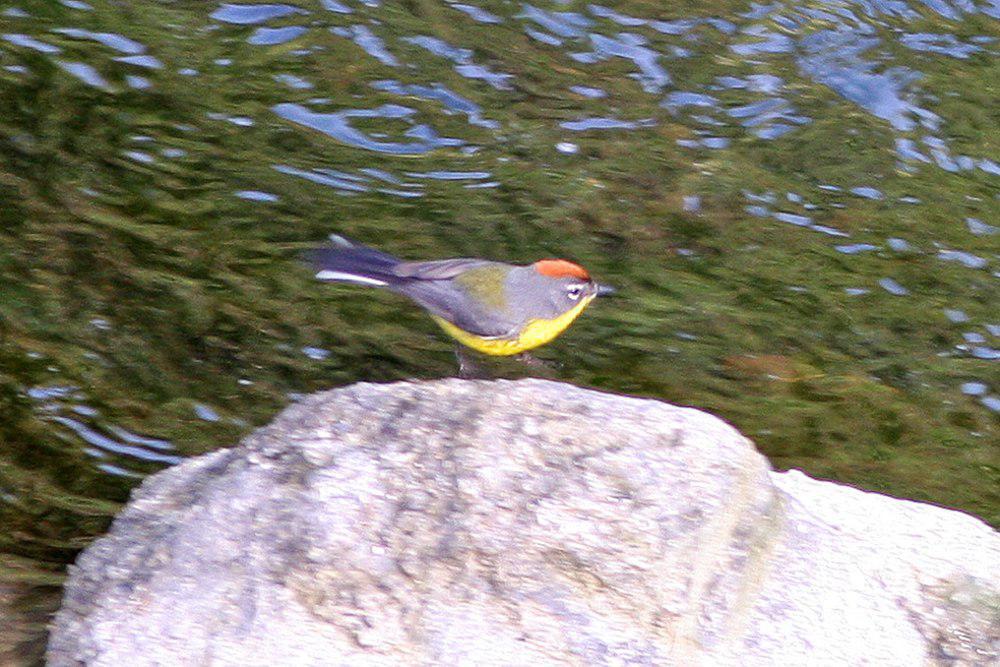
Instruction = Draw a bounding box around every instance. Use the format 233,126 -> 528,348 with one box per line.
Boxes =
304,235 -> 402,287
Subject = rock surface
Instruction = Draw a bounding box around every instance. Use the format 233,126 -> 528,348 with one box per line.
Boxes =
48,379 -> 999,666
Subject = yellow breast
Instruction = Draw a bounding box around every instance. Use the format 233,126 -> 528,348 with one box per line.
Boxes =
430,295 -> 595,356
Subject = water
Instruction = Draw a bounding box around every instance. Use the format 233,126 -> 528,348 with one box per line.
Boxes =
0,0 -> 998,661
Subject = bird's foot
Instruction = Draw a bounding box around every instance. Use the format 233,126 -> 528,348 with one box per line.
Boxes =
516,352 -> 561,374
454,345 -> 492,379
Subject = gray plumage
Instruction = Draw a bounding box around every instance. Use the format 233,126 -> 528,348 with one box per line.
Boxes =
307,237 -> 599,340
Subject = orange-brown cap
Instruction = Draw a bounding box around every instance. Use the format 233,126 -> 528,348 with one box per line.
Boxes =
532,259 -> 591,281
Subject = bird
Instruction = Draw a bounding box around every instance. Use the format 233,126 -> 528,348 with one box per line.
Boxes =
307,235 -> 614,372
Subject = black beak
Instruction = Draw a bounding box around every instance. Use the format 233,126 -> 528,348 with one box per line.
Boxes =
596,283 -> 617,297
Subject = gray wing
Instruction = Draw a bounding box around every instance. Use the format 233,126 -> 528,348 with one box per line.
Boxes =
392,258 -> 496,280
388,262 -> 519,339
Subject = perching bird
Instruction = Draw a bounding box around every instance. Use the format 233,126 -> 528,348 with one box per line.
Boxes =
307,236 -> 613,371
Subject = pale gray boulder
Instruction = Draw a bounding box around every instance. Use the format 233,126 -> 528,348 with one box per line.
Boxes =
47,380 -> 999,666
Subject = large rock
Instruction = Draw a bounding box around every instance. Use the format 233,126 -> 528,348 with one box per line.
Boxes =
47,380 -> 999,666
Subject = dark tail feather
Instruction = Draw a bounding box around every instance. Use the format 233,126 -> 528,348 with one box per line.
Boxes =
304,236 -> 403,287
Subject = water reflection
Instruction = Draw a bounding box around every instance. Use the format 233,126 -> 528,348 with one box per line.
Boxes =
273,163 -> 371,194
56,61 -> 110,89
333,25 -> 399,66
115,54 -> 163,69
575,33 -> 671,93
371,80 -> 499,129
449,3 -> 501,24
1,0 -> 998,659
3,33 -> 61,53
29,386 -> 182,475
248,25 -> 307,46
209,3 -> 306,25
235,189 -> 280,202
52,28 -> 145,54
403,35 -> 514,89
560,117 -> 654,131
273,102 -> 464,154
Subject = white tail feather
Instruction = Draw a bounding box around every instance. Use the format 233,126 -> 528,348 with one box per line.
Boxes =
328,234 -> 355,248
315,270 -> 387,286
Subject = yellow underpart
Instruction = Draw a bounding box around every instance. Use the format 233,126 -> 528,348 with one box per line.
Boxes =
430,295 -> 595,356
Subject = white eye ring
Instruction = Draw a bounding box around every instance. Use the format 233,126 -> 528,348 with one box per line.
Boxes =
566,284 -> 584,300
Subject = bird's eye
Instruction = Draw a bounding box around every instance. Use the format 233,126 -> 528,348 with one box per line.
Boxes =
566,284 -> 584,300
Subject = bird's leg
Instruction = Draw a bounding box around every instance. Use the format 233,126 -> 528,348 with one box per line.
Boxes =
516,352 -> 560,373
454,344 -> 491,379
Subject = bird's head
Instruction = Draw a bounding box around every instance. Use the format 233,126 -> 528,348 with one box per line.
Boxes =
531,259 -> 616,314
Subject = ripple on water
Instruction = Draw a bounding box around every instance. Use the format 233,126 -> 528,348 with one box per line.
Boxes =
115,54 -> 163,69
850,186 -> 884,200
403,34 -> 470,62
274,164 -> 426,199
123,150 -> 154,164
879,277 -> 910,296
588,5 -> 647,27
731,27 -> 794,55
210,3 -> 307,25
57,61 -> 111,90
560,117 -> 654,131
331,25 -> 399,67
273,164 -> 370,194
321,0 -> 352,13
677,137 -> 730,149
647,18 -> 697,34
52,28 -> 146,54
900,32 -> 981,58
661,91 -> 718,113
798,32 -> 925,133
405,170 -> 492,180
248,25 -> 308,46
835,243 -> 878,254
36,396 -> 182,472
574,32 -> 671,93
3,33 -> 61,53
371,80 -> 499,129
961,382 -> 988,396
569,85 -> 607,98
525,28 -> 563,46
887,237 -> 913,252
193,403 -> 221,422
274,73 -> 314,89
449,3 -> 502,24
944,309 -> 969,323
273,102 -> 464,154
726,97 -> 811,138
674,1 -> 999,174
235,190 -> 280,202
966,218 -> 998,236
937,249 -> 988,270
519,5 -> 592,38
301,346 -> 330,360
773,211 -> 812,227
403,35 -> 513,89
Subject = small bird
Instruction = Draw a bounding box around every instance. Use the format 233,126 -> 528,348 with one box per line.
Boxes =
307,236 -> 614,370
